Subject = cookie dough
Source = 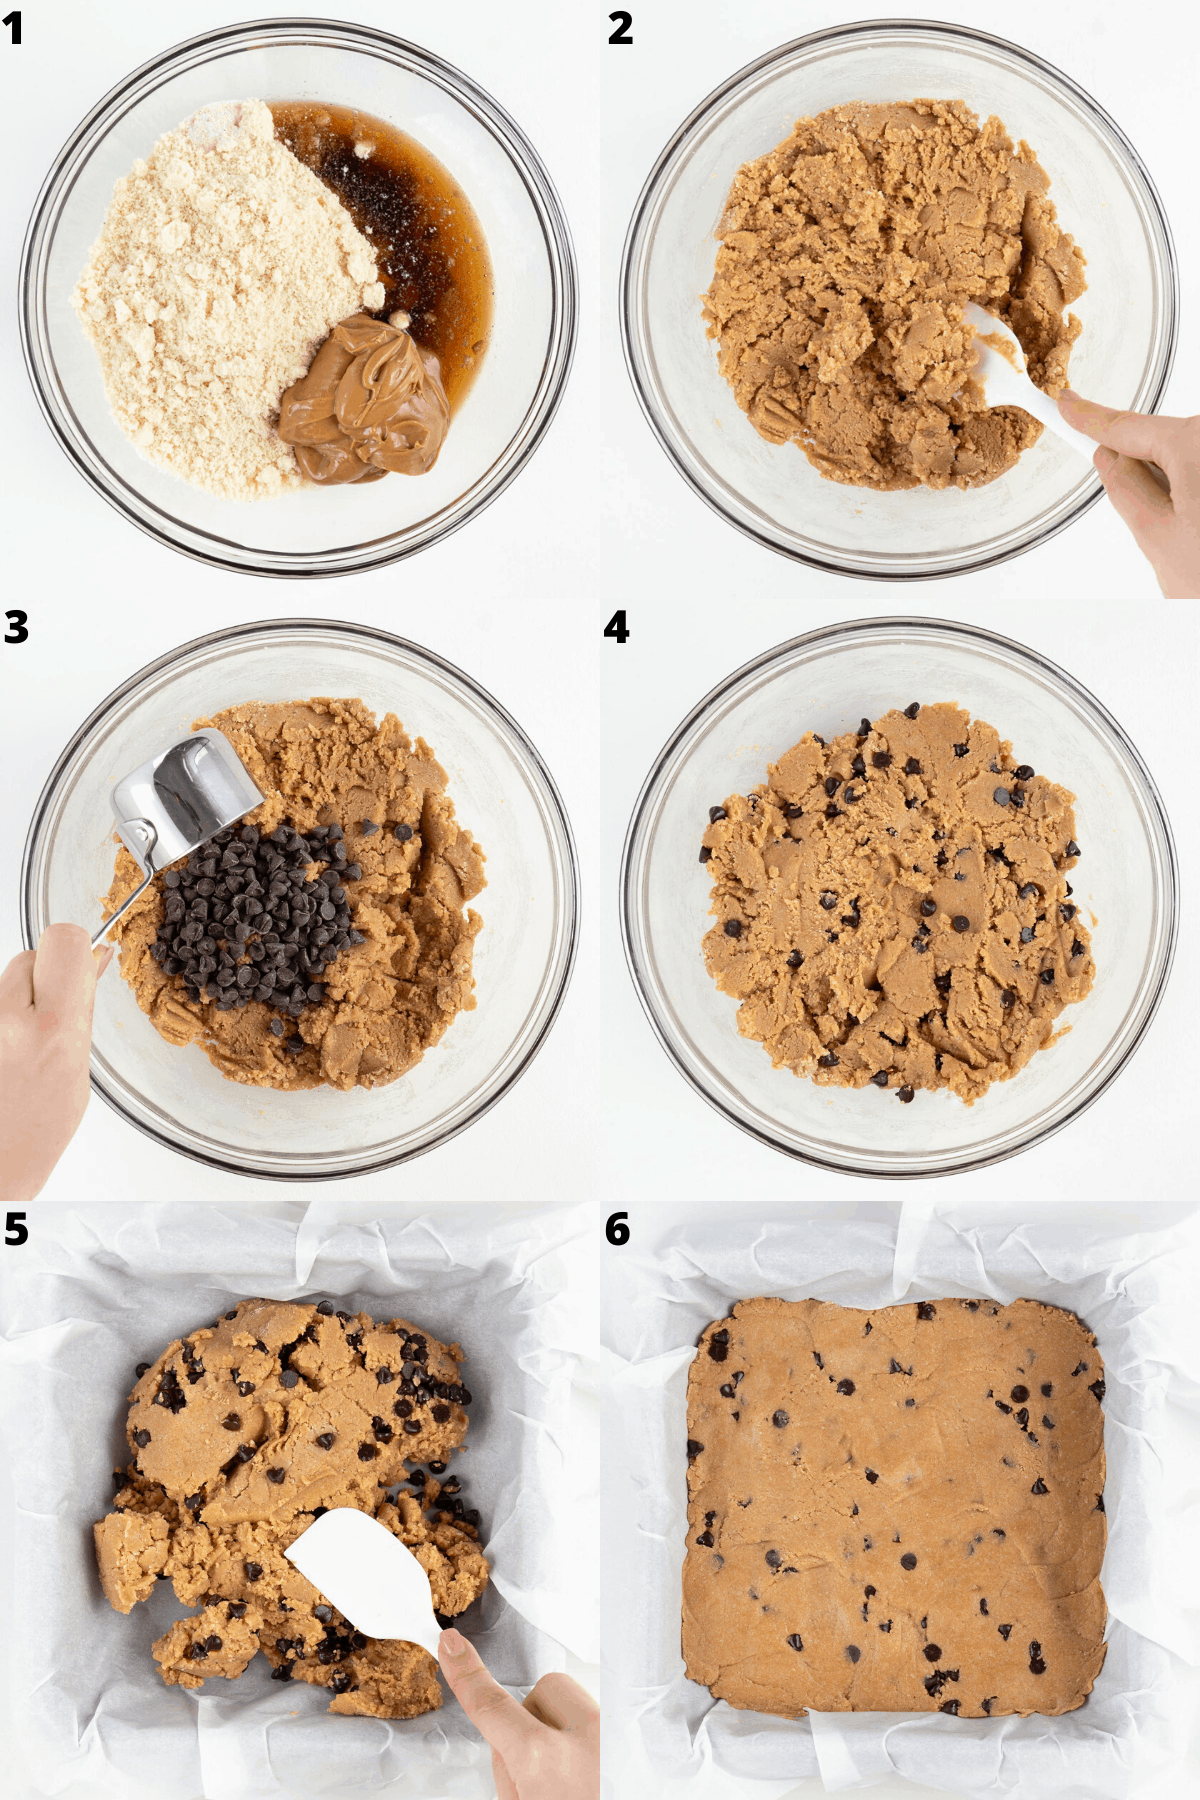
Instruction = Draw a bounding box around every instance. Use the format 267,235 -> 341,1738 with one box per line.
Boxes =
102,698 -> 485,1091
94,1297 -> 489,1718
684,1297 -> 1107,1719
703,99 -> 1086,490
701,702 -> 1093,1104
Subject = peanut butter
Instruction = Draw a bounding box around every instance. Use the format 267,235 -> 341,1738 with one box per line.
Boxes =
278,314 -> 450,484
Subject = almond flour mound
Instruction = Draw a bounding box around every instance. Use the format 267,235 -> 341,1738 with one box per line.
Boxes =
71,100 -> 386,501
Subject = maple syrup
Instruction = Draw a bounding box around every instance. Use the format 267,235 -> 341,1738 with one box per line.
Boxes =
270,101 -> 492,412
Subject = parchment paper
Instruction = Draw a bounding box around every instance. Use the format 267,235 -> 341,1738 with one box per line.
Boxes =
603,1201 -> 1199,1797
0,1199 -> 592,1800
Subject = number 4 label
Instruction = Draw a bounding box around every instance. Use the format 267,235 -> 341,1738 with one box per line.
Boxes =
603,610 -> 629,644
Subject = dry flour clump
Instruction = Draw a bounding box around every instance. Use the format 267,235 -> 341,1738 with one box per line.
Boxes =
71,100 -> 385,500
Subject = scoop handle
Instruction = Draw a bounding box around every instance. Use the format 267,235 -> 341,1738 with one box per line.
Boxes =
91,819 -> 159,948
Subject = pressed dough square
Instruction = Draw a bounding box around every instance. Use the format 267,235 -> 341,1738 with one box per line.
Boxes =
683,1297 -> 1107,1719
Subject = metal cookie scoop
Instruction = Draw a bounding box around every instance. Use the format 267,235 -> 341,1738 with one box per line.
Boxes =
92,730 -> 264,948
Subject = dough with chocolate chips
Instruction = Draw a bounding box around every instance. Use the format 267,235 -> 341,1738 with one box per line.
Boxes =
102,697 -> 485,1091
701,702 -> 1094,1104
703,99 -> 1086,490
684,1297 -> 1107,1719
93,1298 -> 488,1718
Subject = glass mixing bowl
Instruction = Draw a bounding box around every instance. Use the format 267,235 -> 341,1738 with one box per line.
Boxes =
621,618 -> 1177,1177
20,19 -> 577,577
620,20 -> 1178,580
21,621 -> 579,1180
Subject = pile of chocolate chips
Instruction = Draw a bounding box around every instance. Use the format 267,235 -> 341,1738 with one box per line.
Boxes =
149,822 -> 364,1028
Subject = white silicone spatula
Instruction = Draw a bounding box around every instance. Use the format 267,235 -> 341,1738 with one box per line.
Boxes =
962,302 -> 1099,463
285,1508 -> 442,1656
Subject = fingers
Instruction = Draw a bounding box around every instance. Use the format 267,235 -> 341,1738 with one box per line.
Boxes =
95,946 -> 115,979
1057,391 -> 1182,470
33,924 -> 98,1020
523,1671 -> 602,1735
438,1630 -> 541,1764
1095,446 -> 1174,547
0,948 -> 37,1013
491,1747 -> 520,1800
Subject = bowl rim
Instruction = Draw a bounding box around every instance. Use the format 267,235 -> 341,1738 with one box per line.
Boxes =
619,613 -> 1179,1178
618,15 -> 1180,583
20,615 -> 582,1181
18,15 -> 579,580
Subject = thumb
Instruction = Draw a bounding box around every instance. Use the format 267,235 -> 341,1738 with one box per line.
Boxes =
1057,391 -> 1181,473
438,1630 -> 541,1765
1094,446 -> 1173,550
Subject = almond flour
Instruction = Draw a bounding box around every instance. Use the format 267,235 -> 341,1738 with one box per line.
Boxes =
71,100 -> 385,501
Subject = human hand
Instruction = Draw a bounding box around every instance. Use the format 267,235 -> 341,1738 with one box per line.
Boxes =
438,1629 -> 600,1800
1057,392 -> 1200,597
0,924 -> 109,1204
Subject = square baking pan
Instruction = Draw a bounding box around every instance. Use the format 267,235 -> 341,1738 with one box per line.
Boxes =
0,1199 -> 592,1800
602,1200 -> 1198,1798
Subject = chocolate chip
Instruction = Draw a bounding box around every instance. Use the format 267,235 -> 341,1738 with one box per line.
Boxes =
402,1419 -> 422,1435
133,1429 -> 150,1447
865,1469 -> 879,1484
723,919 -> 742,938
279,1370 -> 299,1389
765,1549 -> 782,1568
817,1052 -> 839,1069
836,1379 -> 855,1395
1065,840 -> 1081,858
1029,1640 -> 1046,1675
428,1461 -> 447,1473
819,891 -> 838,911
772,1410 -> 789,1428
1000,988 -> 1016,1009
1011,1385 -> 1029,1402
237,1381 -> 255,1397
900,1553 -> 918,1573
185,1492 -> 203,1512
245,1562 -> 263,1582
872,752 -> 892,769
995,1400 -> 1012,1414
924,1643 -> 942,1662
687,1440 -> 705,1461
432,1404 -> 451,1423
698,846 -> 712,863
1039,968 -> 1055,985
709,806 -> 727,824
903,703 -> 920,719
266,1467 -> 286,1484
952,915 -> 970,933
315,1431 -> 335,1450
1089,1377 -> 1106,1402
846,1645 -> 861,1663
787,1632 -> 804,1651
980,1599 -> 989,1615
392,823 -> 414,843
916,1302 -> 936,1321
870,1070 -> 889,1087
358,1443 -> 377,1461
1031,1478 -> 1049,1495
897,1086 -> 915,1104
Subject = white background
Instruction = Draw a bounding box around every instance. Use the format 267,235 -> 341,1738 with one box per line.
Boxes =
2,3 -> 1198,1797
